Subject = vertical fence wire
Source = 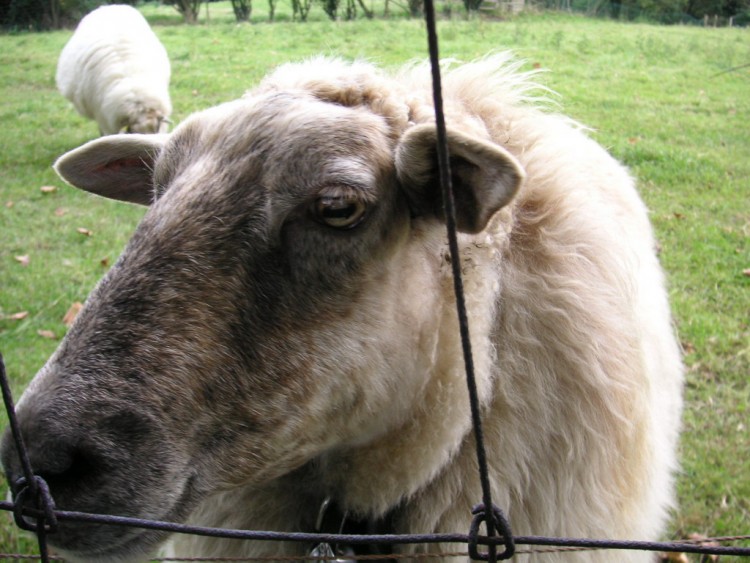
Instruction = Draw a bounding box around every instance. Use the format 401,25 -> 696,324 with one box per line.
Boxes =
0,352 -> 55,563
420,2 -> 513,561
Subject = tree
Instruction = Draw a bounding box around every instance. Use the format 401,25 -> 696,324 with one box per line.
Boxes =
165,0 -> 202,23
231,0 -> 251,21
355,0 -> 374,17
291,0 -> 312,20
2,0 -> 106,30
322,0 -> 338,19
634,0 -> 687,19
686,0 -> 748,17
462,0 -> 483,11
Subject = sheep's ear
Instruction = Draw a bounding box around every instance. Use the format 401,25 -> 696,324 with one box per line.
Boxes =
396,124 -> 525,234
54,134 -> 168,206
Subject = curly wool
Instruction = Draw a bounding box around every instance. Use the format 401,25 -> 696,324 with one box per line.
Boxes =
56,5 -> 172,136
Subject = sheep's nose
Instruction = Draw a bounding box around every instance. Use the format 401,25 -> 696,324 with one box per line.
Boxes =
2,401 -> 160,517
3,431 -> 90,490
1,419 -> 100,510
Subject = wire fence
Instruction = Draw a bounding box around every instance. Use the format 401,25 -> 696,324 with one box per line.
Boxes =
531,0 -> 749,26
0,490 -> 749,562
0,0 -> 749,561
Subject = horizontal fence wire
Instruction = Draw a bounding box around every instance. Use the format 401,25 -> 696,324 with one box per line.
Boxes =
1,500 -> 750,560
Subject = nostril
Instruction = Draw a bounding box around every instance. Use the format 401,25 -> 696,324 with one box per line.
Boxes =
34,446 -> 99,492
2,427 -> 102,504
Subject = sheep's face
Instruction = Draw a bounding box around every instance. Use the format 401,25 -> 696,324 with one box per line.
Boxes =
124,107 -> 170,134
1,87 -> 522,561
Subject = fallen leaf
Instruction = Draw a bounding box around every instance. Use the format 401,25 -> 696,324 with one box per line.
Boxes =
37,329 -> 57,340
532,62 -> 541,69
5,201 -> 13,208
62,302 -> 83,326
673,212 -> 685,220
54,207 -> 67,217
659,552 -> 688,562
40,185 -> 57,193
14,255 -> 30,266
100,256 -> 110,267
687,533 -> 720,561
628,137 -> 639,144
77,227 -> 93,236
7,311 -> 29,321
743,268 -> 750,277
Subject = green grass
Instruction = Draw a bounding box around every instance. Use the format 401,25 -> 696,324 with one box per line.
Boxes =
1,5 -> 749,558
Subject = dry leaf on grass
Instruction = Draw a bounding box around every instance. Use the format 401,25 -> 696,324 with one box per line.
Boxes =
100,256 -> 110,267
659,552 -> 689,563
54,207 -> 67,217
62,302 -> 83,326
687,534 -> 720,562
77,227 -> 93,236
6,311 -> 29,321
14,255 -> 30,266
5,201 -> 14,208
37,329 -> 57,340
742,268 -> 750,277
40,185 -> 57,193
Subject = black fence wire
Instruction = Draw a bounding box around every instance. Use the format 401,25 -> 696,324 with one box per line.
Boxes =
423,0 -> 508,559
1,1 -> 750,562
0,488 -> 749,562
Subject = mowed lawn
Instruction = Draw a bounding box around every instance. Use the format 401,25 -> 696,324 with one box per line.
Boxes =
0,5 -> 748,558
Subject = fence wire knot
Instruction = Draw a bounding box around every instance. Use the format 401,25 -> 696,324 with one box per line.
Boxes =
12,475 -> 58,534
468,504 -> 514,562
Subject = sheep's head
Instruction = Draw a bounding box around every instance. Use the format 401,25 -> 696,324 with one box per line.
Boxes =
1,85 -> 522,562
121,102 -> 172,135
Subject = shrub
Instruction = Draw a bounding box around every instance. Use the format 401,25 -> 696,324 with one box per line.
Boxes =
1,0 -> 115,30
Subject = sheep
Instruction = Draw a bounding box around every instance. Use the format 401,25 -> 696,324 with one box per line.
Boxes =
55,4 -> 172,136
1,54 -> 683,562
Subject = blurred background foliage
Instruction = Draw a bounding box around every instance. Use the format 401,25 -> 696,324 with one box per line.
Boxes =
1,0 -> 748,31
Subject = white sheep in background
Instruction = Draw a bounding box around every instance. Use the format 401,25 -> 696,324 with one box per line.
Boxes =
56,4 -> 172,135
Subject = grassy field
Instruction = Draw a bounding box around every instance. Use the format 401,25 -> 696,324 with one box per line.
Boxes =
0,4 -> 748,559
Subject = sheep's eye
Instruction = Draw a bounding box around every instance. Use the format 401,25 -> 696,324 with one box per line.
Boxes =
314,196 -> 367,229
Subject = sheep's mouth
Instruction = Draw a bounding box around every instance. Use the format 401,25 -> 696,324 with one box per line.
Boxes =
52,522 -> 171,563
49,474 -> 199,562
